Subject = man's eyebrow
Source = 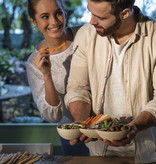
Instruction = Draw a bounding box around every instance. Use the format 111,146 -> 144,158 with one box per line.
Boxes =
87,6 -> 106,19
40,13 -> 48,17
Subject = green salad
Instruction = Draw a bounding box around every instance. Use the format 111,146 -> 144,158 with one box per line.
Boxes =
98,118 -> 129,131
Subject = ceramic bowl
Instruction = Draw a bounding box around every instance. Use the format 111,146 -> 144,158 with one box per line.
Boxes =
57,124 -> 81,140
80,128 -> 99,138
96,127 -> 130,141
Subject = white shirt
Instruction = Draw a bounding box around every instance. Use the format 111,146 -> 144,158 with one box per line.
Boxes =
26,27 -> 80,124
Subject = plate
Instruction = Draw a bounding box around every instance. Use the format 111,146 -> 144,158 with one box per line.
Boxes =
80,128 -> 99,138
57,124 -> 81,140
96,127 -> 130,141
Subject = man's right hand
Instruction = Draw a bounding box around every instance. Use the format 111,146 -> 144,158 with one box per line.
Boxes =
70,133 -> 97,145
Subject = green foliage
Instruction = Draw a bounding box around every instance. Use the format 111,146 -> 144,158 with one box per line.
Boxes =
0,47 -> 34,85
0,49 -> 26,78
71,0 -> 82,7
10,46 -> 35,60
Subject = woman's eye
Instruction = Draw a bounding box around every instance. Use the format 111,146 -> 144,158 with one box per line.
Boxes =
56,11 -> 63,16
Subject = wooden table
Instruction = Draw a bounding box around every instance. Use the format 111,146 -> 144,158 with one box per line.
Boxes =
36,156 -> 135,164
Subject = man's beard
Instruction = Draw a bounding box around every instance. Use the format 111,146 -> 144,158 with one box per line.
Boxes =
95,16 -> 121,37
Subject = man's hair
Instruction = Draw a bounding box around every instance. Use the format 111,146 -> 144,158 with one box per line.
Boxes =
90,0 -> 136,15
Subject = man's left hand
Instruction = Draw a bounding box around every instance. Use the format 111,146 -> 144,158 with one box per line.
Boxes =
101,124 -> 137,146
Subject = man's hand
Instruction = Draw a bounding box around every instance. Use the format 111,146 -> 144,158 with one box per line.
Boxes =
70,133 -> 97,146
101,124 -> 137,147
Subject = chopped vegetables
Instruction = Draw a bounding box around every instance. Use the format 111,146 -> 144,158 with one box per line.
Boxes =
83,114 -> 129,132
83,114 -> 103,126
59,123 -> 85,129
98,118 -> 129,131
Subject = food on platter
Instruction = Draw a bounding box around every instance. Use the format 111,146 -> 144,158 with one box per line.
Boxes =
82,114 -> 129,131
81,114 -> 130,140
59,123 -> 85,129
78,114 -> 106,138
57,115 -> 130,140
57,123 -> 84,140
96,127 -> 130,140
83,114 -> 111,128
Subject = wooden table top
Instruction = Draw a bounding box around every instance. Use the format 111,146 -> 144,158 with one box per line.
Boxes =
36,156 -> 135,164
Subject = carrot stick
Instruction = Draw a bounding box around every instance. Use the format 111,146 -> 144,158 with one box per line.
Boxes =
90,114 -> 103,125
83,117 -> 90,125
85,117 -> 93,125
85,116 -> 93,126
46,42 -> 66,52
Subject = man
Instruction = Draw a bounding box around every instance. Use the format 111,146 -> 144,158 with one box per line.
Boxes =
65,0 -> 156,163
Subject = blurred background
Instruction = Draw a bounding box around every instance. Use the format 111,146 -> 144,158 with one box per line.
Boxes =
0,0 -> 156,123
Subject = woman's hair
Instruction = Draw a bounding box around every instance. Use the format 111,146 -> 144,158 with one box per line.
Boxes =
90,0 -> 136,15
27,0 -> 64,20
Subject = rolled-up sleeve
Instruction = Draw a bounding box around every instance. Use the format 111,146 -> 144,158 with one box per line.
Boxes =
65,25 -> 92,108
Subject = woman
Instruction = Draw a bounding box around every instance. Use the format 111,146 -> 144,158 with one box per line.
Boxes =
26,0 -> 89,156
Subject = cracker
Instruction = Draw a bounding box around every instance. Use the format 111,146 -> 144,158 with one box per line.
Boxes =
0,154 -> 5,161
7,153 -> 18,164
0,153 -> 13,164
15,152 -> 29,163
8,152 -> 22,164
24,155 -> 43,164
17,154 -> 34,164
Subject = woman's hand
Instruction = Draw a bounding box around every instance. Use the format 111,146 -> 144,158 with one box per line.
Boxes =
34,48 -> 51,75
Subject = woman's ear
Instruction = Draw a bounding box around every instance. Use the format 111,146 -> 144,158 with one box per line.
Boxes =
30,17 -> 38,27
121,8 -> 131,20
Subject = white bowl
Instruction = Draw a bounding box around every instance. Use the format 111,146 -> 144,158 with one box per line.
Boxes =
80,128 -> 99,138
57,124 -> 81,140
96,127 -> 130,141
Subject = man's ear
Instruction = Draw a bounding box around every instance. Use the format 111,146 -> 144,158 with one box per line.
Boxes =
121,8 -> 131,20
30,17 -> 38,27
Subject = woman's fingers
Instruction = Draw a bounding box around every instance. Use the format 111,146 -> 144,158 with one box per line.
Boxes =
34,48 -> 51,74
35,49 -> 49,64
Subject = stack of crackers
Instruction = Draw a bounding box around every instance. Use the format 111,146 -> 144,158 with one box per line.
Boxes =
0,152 -> 43,164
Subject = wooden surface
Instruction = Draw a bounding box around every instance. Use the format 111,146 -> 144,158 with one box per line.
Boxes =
36,156 -> 135,164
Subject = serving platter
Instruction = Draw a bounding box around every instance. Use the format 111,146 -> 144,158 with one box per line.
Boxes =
96,126 -> 130,141
57,114 -> 130,141
57,124 -> 82,140
79,128 -> 99,138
